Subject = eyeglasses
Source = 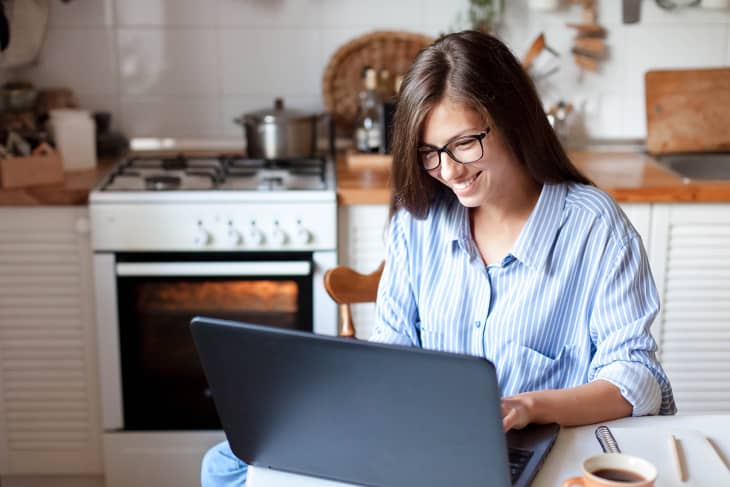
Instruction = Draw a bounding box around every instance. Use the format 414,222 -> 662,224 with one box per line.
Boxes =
417,128 -> 490,171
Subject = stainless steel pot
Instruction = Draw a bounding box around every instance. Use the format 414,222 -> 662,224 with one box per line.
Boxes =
234,98 -> 319,159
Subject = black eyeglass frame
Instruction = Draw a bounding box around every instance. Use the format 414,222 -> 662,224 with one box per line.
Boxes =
417,127 -> 491,171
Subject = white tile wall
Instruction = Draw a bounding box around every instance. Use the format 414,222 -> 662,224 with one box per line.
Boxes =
48,0 -> 115,27
2,0 -> 729,139
218,0 -> 322,27
220,28 -> 323,96
20,28 -> 118,97
118,29 -> 219,96
121,96 -> 222,137
116,0 -> 217,27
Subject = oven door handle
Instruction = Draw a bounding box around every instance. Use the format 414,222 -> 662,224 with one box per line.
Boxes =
115,261 -> 311,277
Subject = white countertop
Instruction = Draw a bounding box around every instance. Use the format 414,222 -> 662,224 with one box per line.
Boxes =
249,415 -> 730,487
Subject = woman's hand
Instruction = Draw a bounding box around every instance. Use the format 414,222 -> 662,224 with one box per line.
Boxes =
501,393 -> 536,431
500,381 -> 634,432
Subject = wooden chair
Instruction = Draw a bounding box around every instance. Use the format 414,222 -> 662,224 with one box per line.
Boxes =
324,261 -> 385,338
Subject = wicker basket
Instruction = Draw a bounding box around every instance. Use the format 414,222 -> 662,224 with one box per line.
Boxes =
322,30 -> 433,133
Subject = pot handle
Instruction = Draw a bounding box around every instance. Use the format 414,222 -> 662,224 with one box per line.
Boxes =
233,115 -> 253,126
315,111 -> 335,157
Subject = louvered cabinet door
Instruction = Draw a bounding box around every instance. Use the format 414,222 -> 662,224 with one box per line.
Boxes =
338,205 -> 389,340
650,204 -> 730,414
0,207 -> 103,474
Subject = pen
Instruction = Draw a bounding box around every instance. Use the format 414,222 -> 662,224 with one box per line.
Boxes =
670,434 -> 688,482
705,436 -> 730,470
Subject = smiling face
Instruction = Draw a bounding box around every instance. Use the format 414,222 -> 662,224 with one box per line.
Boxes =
420,97 -> 527,210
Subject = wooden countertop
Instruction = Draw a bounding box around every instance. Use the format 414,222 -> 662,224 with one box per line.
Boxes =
5,150 -> 730,207
337,150 -> 730,205
0,158 -> 117,206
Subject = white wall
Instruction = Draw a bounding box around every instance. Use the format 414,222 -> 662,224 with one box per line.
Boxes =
3,0 -> 729,141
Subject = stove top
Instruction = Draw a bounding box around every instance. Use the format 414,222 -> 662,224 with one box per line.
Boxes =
99,154 -> 330,192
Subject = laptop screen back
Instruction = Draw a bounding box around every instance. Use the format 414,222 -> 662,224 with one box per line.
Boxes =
192,317 -> 513,487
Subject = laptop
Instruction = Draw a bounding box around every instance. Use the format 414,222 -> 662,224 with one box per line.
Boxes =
191,316 -> 559,487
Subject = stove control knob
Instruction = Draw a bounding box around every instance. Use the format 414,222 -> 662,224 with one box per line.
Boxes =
295,224 -> 312,245
247,223 -> 265,246
270,221 -> 288,246
225,227 -> 242,247
193,224 -> 211,247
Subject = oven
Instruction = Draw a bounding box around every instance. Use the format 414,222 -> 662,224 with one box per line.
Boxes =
106,251 -> 322,430
89,151 -> 337,487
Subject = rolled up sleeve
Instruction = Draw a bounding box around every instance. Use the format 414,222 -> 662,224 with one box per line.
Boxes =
370,210 -> 420,347
589,235 -> 677,416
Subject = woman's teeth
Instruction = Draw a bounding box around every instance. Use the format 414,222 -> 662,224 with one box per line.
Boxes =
453,174 -> 478,190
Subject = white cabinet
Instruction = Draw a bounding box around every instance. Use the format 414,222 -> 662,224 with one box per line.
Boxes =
649,204 -> 730,415
0,207 -> 103,476
337,205 -> 389,339
620,204 -> 652,254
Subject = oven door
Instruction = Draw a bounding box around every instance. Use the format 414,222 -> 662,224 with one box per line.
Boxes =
113,252 -> 314,430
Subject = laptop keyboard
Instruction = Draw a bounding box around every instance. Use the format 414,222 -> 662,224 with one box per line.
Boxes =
508,447 -> 533,483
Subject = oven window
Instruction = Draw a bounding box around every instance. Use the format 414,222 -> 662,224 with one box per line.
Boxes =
117,264 -> 313,430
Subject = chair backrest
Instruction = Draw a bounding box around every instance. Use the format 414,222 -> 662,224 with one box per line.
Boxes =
323,261 -> 384,338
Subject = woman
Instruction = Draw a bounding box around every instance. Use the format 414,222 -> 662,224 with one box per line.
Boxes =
201,30 -> 675,486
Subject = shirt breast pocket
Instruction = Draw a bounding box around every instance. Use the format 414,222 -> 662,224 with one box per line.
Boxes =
503,343 -> 575,392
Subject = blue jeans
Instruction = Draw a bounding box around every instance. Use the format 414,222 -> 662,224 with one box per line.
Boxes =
201,440 -> 249,487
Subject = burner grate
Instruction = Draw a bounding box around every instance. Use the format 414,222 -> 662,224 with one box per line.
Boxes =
100,154 -> 329,191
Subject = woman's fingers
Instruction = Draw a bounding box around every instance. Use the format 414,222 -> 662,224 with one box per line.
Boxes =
502,406 -> 518,431
501,396 -> 530,431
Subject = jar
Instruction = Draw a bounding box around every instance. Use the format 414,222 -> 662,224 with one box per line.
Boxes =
50,109 -> 97,171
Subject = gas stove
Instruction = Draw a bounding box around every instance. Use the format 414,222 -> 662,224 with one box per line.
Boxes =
90,153 -> 337,251
95,154 -> 332,194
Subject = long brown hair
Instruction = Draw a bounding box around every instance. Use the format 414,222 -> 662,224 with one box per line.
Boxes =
390,30 -> 591,219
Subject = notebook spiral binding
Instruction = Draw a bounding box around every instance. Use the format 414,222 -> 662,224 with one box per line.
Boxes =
595,425 -> 621,453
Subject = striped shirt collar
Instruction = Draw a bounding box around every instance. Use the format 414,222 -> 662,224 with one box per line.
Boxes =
448,183 -> 568,269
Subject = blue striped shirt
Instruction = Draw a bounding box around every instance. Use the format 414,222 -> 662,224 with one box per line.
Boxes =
371,182 -> 676,416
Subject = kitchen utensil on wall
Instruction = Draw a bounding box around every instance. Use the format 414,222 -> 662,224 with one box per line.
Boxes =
645,68 -> 730,154
522,33 -> 561,81
622,0 -> 642,23
0,0 -> 49,68
234,98 -> 323,160
322,31 -> 432,134
567,0 -> 608,72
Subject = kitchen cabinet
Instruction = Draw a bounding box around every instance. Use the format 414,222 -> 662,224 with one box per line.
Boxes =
338,205 -> 389,339
0,207 -> 103,478
649,203 -> 730,415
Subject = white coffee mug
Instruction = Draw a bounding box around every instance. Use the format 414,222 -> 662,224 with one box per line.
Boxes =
562,453 -> 657,487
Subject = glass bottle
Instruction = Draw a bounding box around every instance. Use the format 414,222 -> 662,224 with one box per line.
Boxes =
353,67 -> 383,153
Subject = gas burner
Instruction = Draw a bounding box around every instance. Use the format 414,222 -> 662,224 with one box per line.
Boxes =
98,153 -> 331,192
162,155 -> 188,171
146,175 -> 182,191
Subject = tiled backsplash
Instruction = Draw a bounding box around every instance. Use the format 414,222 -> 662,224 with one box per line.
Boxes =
3,0 -> 729,140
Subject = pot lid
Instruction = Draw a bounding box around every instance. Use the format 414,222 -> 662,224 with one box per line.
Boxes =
245,98 -> 312,123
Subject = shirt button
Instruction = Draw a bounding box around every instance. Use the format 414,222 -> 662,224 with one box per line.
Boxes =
474,321 -> 481,328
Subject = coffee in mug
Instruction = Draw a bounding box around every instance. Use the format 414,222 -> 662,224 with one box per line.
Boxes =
562,453 -> 657,487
